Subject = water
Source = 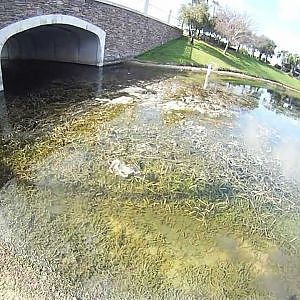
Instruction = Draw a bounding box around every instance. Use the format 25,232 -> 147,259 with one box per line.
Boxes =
0,61 -> 300,299
224,82 -> 300,182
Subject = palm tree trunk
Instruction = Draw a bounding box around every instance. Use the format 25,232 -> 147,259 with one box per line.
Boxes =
197,29 -> 201,39
291,66 -> 295,75
188,24 -> 191,37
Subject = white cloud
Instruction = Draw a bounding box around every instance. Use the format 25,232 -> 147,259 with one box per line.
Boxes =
216,0 -> 251,13
265,27 -> 300,53
278,0 -> 300,21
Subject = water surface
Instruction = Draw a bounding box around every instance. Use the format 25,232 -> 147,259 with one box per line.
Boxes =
0,61 -> 300,299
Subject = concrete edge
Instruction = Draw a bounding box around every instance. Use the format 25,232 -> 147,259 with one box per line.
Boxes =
95,0 -> 181,30
131,60 -> 300,94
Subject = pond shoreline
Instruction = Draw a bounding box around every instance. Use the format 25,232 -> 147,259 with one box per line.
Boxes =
132,59 -> 300,95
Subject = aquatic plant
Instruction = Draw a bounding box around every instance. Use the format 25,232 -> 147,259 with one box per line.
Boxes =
0,69 -> 300,299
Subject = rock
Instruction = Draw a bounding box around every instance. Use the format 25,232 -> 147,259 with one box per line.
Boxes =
109,96 -> 134,105
120,86 -> 146,97
162,101 -> 188,112
109,159 -> 140,178
94,98 -> 111,104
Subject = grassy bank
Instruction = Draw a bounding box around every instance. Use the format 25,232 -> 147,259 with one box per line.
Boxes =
138,37 -> 300,92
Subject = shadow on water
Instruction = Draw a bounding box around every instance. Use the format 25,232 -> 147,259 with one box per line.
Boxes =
1,60 -> 176,134
0,91 -> 12,138
0,92 -> 14,187
0,60 -> 178,187
0,161 -> 13,188
1,60 -> 177,125
2,59 -> 177,96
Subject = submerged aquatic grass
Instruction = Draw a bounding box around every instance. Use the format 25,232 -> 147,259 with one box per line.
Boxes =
162,78 -> 257,108
1,66 -> 300,299
2,181 -> 300,299
2,104 -> 126,181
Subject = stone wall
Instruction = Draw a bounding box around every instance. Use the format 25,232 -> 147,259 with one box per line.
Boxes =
0,0 -> 182,64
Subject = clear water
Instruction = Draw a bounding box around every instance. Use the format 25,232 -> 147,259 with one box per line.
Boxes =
0,61 -> 300,299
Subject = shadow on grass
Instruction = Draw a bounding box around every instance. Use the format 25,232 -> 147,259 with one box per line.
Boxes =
139,37 -> 300,90
194,42 -> 241,70
139,37 -> 201,66
194,41 -> 282,80
231,51 -> 290,80
183,44 -> 201,65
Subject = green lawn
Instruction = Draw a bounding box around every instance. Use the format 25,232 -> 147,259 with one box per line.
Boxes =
138,37 -> 300,91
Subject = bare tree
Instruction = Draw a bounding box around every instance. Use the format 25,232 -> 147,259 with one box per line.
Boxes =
214,7 -> 254,54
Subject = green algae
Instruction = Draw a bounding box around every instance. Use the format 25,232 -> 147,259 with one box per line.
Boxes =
2,181 -> 299,299
1,70 -> 300,299
2,104 -> 126,181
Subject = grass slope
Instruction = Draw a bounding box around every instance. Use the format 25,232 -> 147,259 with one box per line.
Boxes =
138,37 -> 300,91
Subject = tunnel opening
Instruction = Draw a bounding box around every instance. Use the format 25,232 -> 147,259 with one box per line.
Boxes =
0,14 -> 106,91
1,24 -> 102,66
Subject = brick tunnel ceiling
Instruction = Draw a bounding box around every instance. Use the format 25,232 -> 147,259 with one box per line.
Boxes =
1,24 -> 101,66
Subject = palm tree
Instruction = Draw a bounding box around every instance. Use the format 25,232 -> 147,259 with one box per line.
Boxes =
255,36 -> 276,61
287,53 -> 300,74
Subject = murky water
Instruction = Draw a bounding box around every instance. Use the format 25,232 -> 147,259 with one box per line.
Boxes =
0,61 -> 300,299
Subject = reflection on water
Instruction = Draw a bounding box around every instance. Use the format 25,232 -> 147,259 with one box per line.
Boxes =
1,61 -> 176,142
225,82 -> 300,183
0,61 -> 300,299
226,81 -> 300,118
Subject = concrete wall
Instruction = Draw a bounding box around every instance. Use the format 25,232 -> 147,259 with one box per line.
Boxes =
0,0 -> 182,64
0,14 -> 107,90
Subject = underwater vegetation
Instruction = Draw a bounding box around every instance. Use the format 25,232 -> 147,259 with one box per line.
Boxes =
0,66 -> 300,299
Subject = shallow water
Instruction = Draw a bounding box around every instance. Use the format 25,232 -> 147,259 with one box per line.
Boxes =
0,61 -> 300,299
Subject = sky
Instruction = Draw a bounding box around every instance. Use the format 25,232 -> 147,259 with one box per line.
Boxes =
217,0 -> 300,53
110,0 -> 300,54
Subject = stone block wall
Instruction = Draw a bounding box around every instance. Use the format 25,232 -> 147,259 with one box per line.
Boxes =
0,0 -> 182,64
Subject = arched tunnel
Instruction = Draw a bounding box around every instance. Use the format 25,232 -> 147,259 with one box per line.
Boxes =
2,24 -> 102,66
0,14 -> 106,91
